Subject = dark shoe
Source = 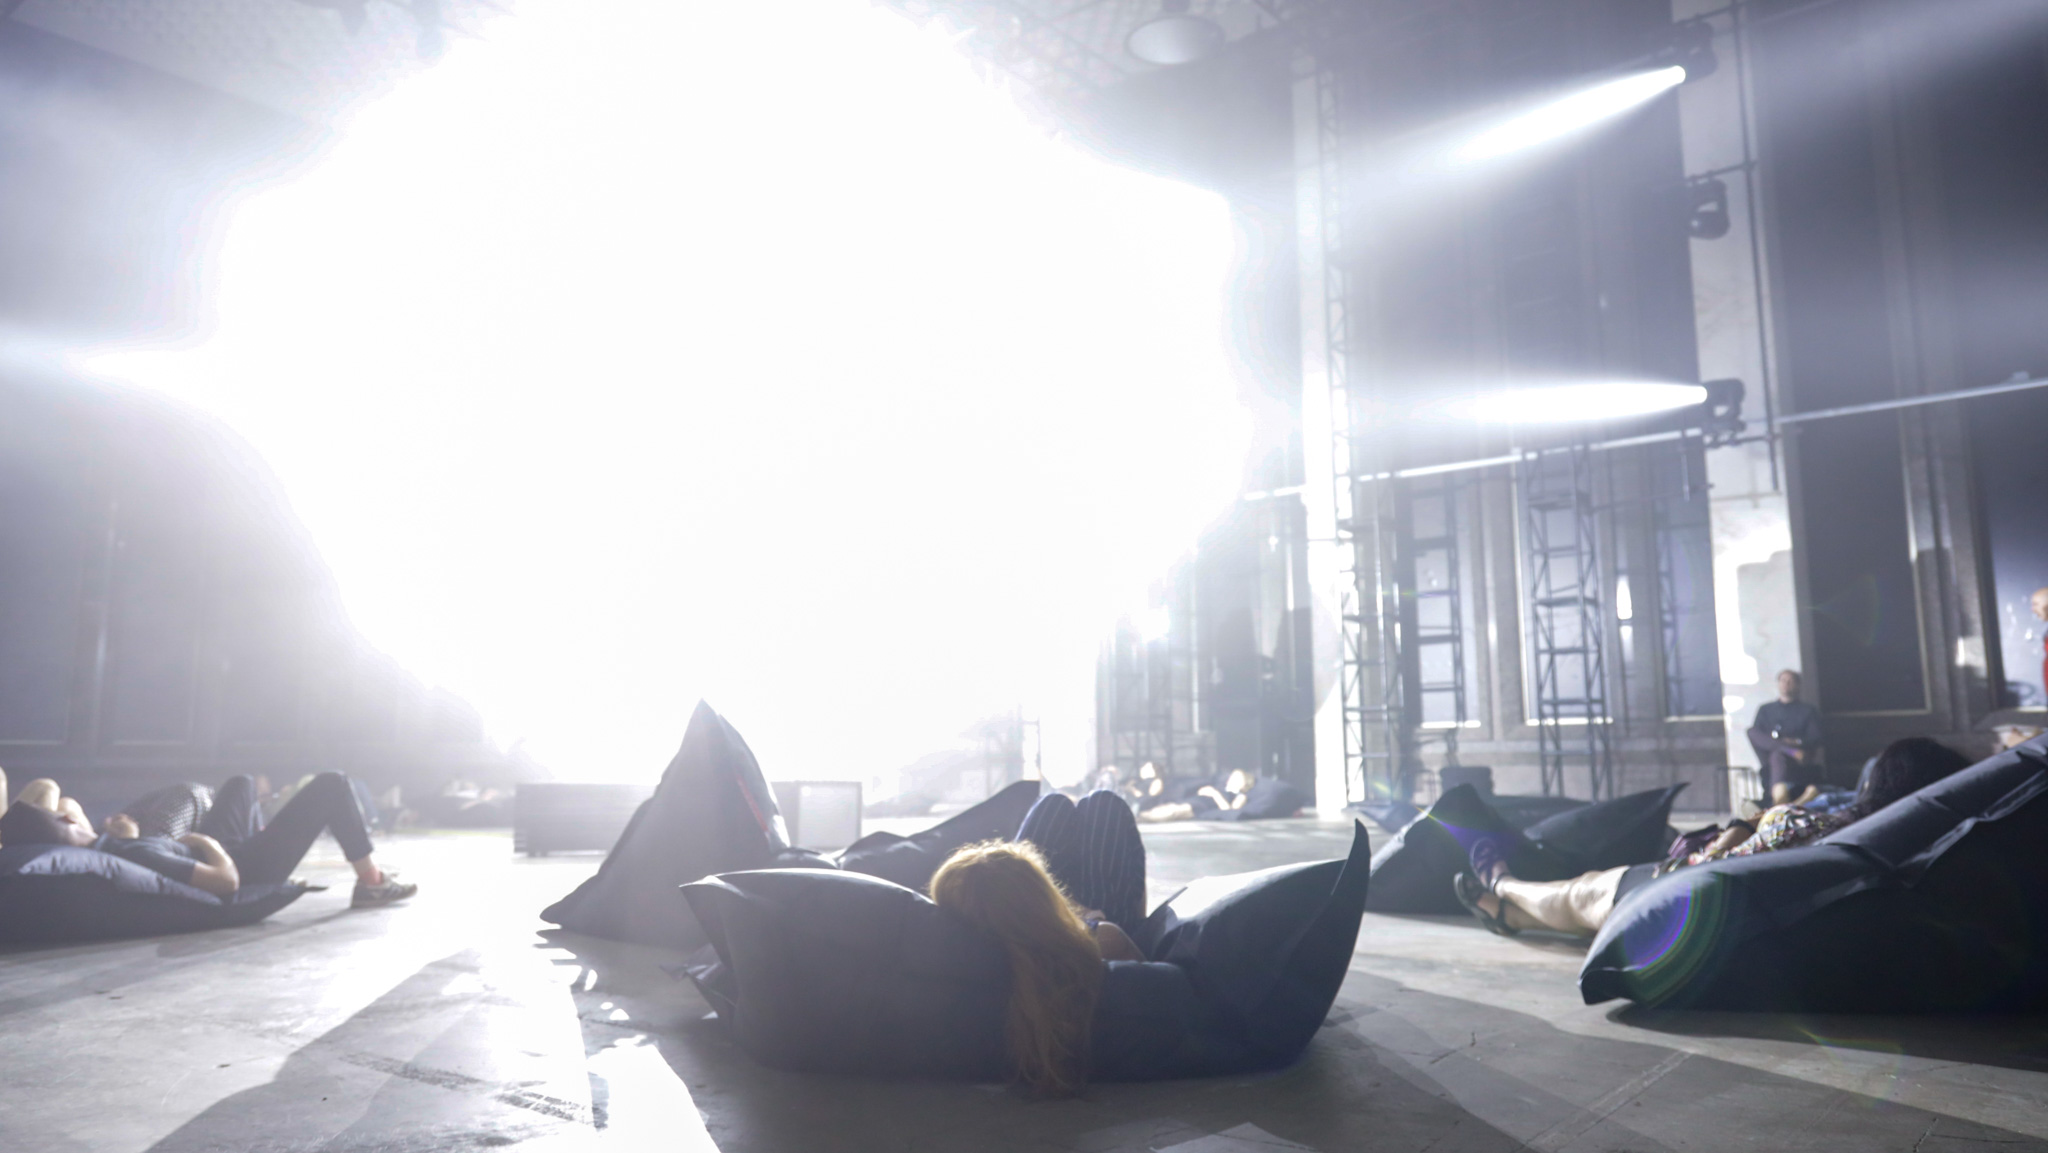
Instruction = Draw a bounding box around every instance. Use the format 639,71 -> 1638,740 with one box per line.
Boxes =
289,877 -> 332,892
352,874 -> 417,908
1454,871 -> 1519,937
1465,832 -> 1513,893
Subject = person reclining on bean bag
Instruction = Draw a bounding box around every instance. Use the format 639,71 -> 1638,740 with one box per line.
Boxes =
1137,770 -> 1309,824
1005,788 -> 1149,957
918,787 -> 1173,1095
7,772 -> 416,909
1453,737 -> 1968,937
1,774 -> 247,846
0,773 -> 99,847
104,779 -> 224,840
927,838 -> 1139,1096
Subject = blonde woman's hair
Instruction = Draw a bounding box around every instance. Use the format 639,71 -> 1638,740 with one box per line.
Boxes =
929,840 -> 1103,1095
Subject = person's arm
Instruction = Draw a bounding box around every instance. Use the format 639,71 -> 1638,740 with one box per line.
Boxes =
1688,819 -> 1756,865
1799,708 -> 1824,750
1093,921 -> 1144,963
178,833 -> 240,897
1081,909 -> 1145,962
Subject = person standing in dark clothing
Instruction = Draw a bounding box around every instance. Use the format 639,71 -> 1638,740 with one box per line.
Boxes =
97,772 -> 415,908
1748,669 -> 1824,805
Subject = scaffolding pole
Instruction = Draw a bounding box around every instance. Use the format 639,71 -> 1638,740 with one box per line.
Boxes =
1309,62 -> 1412,807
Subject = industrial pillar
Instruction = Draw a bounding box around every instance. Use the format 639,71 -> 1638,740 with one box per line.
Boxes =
1675,1 -> 1800,810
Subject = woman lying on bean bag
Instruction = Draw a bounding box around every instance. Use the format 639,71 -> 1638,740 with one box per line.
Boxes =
682,805 -> 1375,1089
928,840 -> 1133,1095
1453,737 -> 1967,937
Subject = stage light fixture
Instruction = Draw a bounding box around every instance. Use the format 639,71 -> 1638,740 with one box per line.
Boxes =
1653,18 -> 1718,84
1126,0 -> 1224,66
1458,66 -> 1687,161
1466,380 -> 1709,424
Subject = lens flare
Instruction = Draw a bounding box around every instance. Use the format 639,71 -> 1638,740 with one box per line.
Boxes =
83,0 -> 1249,785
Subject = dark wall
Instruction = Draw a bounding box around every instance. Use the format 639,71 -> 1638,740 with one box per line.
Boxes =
0,21 -> 318,345
1755,1 -> 1927,715
1324,0 -> 1726,799
1932,14 -> 2048,711
1755,0 -> 2048,742
0,22 -> 507,808
0,373 -> 513,810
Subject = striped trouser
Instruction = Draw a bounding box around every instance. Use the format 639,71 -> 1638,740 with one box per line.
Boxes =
1015,790 -> 1146,931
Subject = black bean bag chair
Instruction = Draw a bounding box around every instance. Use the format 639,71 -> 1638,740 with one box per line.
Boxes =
1580,738 -> 2048,1012
0,844 -> 305,944
834,779 -> 1044,892
1365,783 -> 1687,914
542,701 -> 801,950
1493,794 -> 1593,828
542,703 -> 1046,947
680,821 -> 1373,1081
1353,793 -> 1585,837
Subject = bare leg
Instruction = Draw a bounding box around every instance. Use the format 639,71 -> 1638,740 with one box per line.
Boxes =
58,797 -> 91,833
0,764 -> 8,811
17,779 -> 61,811
1493,867 -> 1630,936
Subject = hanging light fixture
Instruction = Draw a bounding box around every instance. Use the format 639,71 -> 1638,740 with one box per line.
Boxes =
1125,0 -> 1224,66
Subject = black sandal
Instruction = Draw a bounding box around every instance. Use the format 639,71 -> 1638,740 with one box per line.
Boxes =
1454,870 -> 1519,937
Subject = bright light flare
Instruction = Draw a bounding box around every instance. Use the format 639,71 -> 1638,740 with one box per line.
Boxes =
1458,66 -> 1686,161
82,0 -> 1248,787
1460,381 -> 1708,424
1138,606 -> 1172,643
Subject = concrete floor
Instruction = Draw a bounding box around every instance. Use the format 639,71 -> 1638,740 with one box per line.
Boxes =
3,819 -> 2044,1152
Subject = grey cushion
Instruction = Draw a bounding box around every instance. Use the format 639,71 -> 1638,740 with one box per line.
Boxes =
0,844 -> 303,944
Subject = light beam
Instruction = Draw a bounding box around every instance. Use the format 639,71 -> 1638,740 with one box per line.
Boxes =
1461,380 -> 1708,424
1458,66 -> 1687,162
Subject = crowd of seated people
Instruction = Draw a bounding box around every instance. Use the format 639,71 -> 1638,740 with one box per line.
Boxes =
0,766 -> 415,908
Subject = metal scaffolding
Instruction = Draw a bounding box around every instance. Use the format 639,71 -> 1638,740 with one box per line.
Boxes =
1311,55 -> 1413,807
1403,473 -> 1472,761
1098,614 -> 1177,777
1518,446 -> 1617,799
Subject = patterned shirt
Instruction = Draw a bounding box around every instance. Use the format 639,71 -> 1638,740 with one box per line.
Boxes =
1688,802 -> 1845,866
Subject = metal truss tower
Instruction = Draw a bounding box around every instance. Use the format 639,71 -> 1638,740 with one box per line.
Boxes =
1099,619 -> 1177,776
1309,48 -> 1412,807
1519,446 -> 1616,799
1403,473 -> 1472,761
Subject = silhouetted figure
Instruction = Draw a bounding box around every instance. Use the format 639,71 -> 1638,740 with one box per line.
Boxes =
1748,669 -> 1823,806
